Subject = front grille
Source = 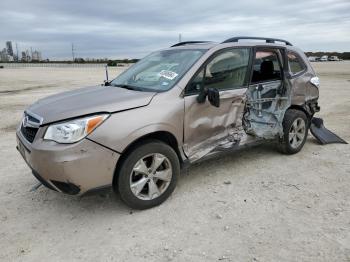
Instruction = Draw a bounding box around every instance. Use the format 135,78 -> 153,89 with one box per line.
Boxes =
21,124 -> 38,143
20,112 -> 42,143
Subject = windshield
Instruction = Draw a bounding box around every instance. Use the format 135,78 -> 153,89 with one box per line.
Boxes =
111,49 -> 206,92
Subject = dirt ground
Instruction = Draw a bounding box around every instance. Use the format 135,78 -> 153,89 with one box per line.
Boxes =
0,62 -> 349,262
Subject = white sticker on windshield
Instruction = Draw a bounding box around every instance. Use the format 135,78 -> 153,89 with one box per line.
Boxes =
158,70 -> 178,80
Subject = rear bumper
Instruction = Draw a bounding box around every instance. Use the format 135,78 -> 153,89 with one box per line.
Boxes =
16,128 -> 120,195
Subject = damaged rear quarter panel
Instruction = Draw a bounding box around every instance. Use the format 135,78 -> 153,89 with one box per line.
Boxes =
289,47 -> 319,105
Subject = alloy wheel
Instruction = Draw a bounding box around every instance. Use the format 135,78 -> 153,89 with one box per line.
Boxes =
289,117 -> 306,149
129,153 -> 172,200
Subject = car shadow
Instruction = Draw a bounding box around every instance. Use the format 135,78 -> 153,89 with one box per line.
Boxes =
178,143 -> 278,187
24,143 -> 283,214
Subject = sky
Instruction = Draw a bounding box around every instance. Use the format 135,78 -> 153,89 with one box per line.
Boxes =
0,0 -> 349,60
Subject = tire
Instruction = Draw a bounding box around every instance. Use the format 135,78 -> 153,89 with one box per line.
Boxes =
278,109 -> 309,154
117,140 -> 180,210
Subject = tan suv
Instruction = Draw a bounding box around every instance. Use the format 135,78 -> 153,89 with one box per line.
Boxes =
17,36 -> 321,209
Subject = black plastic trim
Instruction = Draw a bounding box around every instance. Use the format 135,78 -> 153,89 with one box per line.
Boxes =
222,36 -> 292,46
31,170 -> 57,191
50,180 -> 80,195
171,41 -> 213,47
81,184 -> 112,197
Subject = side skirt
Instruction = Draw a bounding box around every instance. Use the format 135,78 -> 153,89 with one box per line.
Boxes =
185,136 -> 267,166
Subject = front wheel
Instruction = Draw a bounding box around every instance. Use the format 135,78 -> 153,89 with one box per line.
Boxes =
117,140 -> 180,210
279,109 -> 309,154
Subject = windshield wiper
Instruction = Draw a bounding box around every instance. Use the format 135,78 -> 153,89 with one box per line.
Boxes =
111,84 -> 144,91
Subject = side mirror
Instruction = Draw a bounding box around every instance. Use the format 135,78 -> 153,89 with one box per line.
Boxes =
196,87 -> 207,104
104,80 -> 111,86
207,87 -> 220,107
196,87 -> 220,107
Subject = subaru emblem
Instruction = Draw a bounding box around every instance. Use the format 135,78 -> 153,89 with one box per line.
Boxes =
23,116 -> 29,127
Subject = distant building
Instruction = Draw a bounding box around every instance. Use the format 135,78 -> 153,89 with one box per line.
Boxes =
0,41 -> 43,62
0,48 -> 8,61
6,41 -> 14,57
2,41 -> 43,62
21,50 -> 31,62
32,50 -> 42,61
25,50 -> 31,61
21,51 -> 26,61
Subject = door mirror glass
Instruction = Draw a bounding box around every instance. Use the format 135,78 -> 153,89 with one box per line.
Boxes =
196,86 -> 207,103
207,87 -> 220,107
196,87 -> 220,107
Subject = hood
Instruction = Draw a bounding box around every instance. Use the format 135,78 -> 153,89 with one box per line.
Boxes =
27,85 -> 156,124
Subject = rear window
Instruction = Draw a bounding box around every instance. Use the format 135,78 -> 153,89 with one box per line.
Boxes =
288,52 -> 305,75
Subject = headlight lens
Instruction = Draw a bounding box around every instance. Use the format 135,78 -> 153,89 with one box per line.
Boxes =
44,114 -> 109,144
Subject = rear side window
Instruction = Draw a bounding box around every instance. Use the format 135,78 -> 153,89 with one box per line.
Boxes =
251,50 -> 282,83
288,52 -> 305,75
186,48 -> 250,94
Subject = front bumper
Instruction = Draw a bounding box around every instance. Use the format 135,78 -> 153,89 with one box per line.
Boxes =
16,127 -> 120,195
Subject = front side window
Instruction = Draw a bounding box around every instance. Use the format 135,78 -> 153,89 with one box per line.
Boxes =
288,52 -> 305,75
251,50 -> 282,83
111,49 -> 206,92
186,48 -> 250,94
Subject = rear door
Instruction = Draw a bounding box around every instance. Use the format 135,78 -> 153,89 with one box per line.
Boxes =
244,47 -> 291,139
183,48 -> 251,161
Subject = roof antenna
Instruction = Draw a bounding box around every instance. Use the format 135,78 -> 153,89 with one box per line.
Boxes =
104,65 -> 110,86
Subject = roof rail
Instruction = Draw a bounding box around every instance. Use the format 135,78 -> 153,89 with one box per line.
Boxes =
222,36 -> 292,46
171,41 -> 213,47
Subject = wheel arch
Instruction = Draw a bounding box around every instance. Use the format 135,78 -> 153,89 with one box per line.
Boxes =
112,131 -> 184,188
288,104 -> 312,121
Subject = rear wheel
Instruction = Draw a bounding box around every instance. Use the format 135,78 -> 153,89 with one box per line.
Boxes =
279,109 -> 308,154
117,140 -> 180,210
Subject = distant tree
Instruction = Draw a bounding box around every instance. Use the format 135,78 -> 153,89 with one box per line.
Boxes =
107,59 -> 139,66
74,58 -> 85,63
305,52 -> 350,60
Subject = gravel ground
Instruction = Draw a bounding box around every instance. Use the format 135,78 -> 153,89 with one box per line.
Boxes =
0,62 -> 349,262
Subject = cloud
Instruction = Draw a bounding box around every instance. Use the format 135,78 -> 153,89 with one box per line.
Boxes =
0,0 -> 349,59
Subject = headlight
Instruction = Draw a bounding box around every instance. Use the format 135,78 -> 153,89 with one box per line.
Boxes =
44,114 -> 109,144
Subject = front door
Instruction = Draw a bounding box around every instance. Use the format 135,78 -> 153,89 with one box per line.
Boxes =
183,48 -> 251,161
